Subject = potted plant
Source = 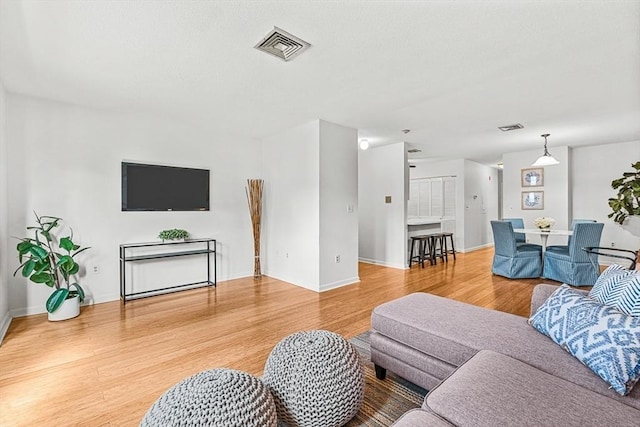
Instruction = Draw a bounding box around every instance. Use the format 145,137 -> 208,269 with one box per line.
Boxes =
13,213 -> 90,321
608,162 -> 640,232
158,228 -> 189,242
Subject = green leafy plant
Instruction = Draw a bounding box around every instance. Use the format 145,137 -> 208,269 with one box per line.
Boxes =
13,213 -> 90,313
158,228 -> 189,241
608,161 -> 640,225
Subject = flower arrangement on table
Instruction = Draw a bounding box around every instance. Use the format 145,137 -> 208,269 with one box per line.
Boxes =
534,217 -> 555,231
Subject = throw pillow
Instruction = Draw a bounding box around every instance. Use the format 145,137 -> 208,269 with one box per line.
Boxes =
589,264 -> 640,317
529,284 -> 640,395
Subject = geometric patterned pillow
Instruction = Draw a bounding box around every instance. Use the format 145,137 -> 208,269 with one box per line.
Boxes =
529,284 -> 640,395
590,264 -> 634,299
589,265 -> 640,316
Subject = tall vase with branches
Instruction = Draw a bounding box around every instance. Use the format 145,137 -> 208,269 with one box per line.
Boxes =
246,179 -> 264,278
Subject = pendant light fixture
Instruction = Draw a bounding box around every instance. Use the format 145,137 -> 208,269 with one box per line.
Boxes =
532,133 -> 559,166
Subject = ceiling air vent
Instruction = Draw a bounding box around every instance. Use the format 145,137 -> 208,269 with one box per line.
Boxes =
407,148 -> 422,153
498,123 -> 524,132
254,27 -> 311,62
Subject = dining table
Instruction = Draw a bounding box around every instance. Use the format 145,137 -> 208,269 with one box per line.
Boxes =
514,228 -> 573,254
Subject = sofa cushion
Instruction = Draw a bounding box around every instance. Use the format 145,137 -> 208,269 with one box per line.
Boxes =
424,350 -> 639,427
391,409 -> 453,427
529,284 -> 640,395
589,264 -> 640,316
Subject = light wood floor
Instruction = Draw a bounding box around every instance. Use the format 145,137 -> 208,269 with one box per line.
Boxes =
0,247 -> 551,426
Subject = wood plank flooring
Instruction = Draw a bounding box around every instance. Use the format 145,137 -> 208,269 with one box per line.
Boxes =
0,247 -> 551,426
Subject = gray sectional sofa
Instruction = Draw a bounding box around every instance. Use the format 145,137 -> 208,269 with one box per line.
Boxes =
370,284 -> 640,426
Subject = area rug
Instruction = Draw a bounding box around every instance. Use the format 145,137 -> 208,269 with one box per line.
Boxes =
346,331 -> 427,426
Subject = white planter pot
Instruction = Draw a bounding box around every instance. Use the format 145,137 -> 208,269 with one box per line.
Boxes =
48,295 -> 80,322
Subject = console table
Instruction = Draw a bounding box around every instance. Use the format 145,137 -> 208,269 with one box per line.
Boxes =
119,238 -> 216,304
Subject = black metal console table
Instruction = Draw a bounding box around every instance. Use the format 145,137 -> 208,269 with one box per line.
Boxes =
119,238 -> 216,304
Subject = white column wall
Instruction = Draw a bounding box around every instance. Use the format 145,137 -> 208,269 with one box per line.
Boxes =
262,121 -> 321,290
358,142 -> 408,269
6,94 -> 261,316
318,121 -> 359,290
464,160 -> 499,251
0,83 -> 10,342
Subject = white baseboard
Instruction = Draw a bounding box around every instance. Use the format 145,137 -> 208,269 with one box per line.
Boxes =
358,257 -> 408,270
462,243 -> 494,253
0,311 -> 12,346
319,277 -> 360,292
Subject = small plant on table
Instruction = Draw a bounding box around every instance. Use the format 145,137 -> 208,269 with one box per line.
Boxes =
158,229 -> 189,241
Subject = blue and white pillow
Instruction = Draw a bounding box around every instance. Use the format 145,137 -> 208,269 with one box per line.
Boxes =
529,284 -> 640,395
589,264 -> 640,317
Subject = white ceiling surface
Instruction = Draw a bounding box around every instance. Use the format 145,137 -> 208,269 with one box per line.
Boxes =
1,1 -> 639,165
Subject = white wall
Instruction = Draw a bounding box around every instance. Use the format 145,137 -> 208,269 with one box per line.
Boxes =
502,141 -> 640,258
262,121 -> 321,289
318,121 -> 359,290
572,140 -> 640,264
6,94 -> 261,316
358,142 -> 408,269
464,160 -> 499,251
410,159 -> 497,252
262,119 -> 359,291
0,83 -> 10,343
502,146 -> 570,246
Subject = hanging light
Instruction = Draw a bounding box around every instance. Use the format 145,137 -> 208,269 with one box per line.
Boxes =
359,139 -> 369,150
532,133 -> 559,166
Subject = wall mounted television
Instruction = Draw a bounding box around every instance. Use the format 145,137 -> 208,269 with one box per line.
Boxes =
122,162 -> 210,211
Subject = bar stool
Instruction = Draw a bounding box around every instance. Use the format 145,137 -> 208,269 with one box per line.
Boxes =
441,232 -> 456,261
409,235 -> 431,267
429,234 -> 446,264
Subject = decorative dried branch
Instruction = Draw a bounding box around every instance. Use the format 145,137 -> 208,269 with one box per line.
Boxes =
246,179 -> 264,278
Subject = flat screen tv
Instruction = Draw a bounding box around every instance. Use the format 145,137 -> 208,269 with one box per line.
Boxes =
122,162 -> 210,211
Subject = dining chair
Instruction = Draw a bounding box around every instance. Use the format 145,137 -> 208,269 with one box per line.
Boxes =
502,218 -> 526,244
543,222 -> 604,286
490,220 -> 543,279
566,219 -> 596,246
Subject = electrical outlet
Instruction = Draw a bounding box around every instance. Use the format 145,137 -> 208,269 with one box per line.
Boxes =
611,242 -> 616,248
92,265 -> 100,274
335,254 -> 341,263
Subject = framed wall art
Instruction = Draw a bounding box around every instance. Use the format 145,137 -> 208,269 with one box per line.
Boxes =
522,191 -> 544,210
521,167 -> 544,187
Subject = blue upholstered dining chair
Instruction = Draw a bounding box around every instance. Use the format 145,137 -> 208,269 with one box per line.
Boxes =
543,222 -> 604,286
490,220 -> 543,279
502,218 -> 526,244
566,219 -> 596,247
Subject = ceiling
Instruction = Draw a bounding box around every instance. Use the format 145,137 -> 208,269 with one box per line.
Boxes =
1,0 -> 639,166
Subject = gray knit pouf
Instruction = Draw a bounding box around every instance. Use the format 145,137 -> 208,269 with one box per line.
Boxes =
140,368 -> 277,427
263,330 -> 365,427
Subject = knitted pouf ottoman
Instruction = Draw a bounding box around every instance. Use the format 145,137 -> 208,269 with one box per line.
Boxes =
140,368 -> 277,427
262,330 -> 365,427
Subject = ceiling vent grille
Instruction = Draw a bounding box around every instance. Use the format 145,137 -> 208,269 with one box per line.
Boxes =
498,123 -> 524,132
255,27 -> 311,62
